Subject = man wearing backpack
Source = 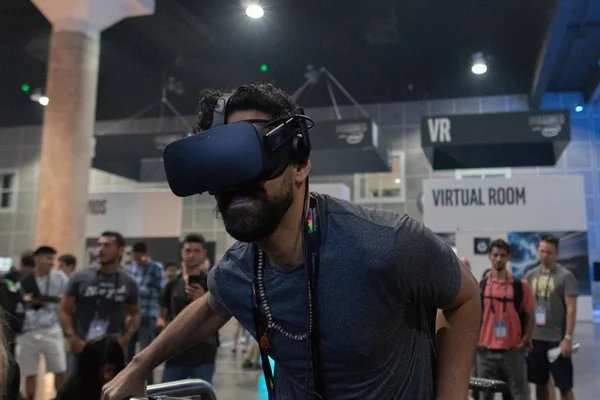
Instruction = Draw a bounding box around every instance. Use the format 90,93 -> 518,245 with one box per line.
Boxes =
477,239 -> 535,400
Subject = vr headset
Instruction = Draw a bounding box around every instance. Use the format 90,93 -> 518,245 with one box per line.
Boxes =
163,95 -> 314,197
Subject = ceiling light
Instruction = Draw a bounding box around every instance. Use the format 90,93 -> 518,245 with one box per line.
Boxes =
575,105 -> 583,112
394,178 -> 401,184
29,89 -> 49,106
471,52 -> 487,75
246,4 -> 264,19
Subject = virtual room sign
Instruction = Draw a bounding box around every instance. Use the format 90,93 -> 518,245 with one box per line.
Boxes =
422,176 -> 586,232
432,186 -> 526,207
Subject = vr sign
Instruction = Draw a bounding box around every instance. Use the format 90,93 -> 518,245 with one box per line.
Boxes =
432,186 -> 526,207
427,118 -> 452,143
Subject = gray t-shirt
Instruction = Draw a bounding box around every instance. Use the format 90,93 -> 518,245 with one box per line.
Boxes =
22,270 -> 69,332
525,264 -> 579,342
208,194 -> 461,400
66,267 -> 139,339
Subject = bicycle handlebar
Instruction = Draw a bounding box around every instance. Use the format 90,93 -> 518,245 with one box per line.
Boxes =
468,377 -> 507,392
129,376 -> 506,399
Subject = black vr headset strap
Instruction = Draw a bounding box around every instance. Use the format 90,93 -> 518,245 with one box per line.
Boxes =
211,94 -> 232,128
294,107 -> 312,162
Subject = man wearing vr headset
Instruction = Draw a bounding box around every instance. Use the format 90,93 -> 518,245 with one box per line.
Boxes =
102,83 -> 480,400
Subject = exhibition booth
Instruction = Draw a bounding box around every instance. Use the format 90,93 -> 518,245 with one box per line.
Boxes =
422,175 -> 593,321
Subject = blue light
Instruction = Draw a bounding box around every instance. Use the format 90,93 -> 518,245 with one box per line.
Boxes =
575,105 -> 583,112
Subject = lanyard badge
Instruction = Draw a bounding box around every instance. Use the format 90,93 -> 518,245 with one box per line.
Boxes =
535,306 -> 547,326
86,316 -> 110,341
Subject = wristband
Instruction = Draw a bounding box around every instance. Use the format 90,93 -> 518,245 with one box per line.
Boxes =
564,334 -> 573,341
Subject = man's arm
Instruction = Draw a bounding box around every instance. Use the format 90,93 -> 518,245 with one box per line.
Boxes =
119,303 -> 141,347
436,261 -> 480,399
561,295 -> 577,356
561,272 -> 579,356
102,263 -> 233,400
59,295 -> 86,353
131,294 -> 229,373
394,216 -> 479,399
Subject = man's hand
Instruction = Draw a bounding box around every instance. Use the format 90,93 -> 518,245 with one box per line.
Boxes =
70,338 -> 86,355
559,339 -> 573,357
515,336 -> 532,352
185,284 -> 205,301
102,360 -> 147,400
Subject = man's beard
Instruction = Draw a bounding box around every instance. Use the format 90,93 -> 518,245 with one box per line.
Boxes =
215,177 -> 294,243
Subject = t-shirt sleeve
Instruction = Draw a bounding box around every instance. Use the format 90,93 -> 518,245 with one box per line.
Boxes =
563,271 -> 579,297
521,279 -> 536,312
394,215 -> 462,308
126,277 -> 140,305
65,272 -> 81,298
207,266 -> 232,317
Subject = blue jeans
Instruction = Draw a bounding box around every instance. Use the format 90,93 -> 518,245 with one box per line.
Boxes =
162,363 -> 216,385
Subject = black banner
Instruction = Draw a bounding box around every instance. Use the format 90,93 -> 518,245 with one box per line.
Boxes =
421,110 -> 570,146
420,110 -> 571,170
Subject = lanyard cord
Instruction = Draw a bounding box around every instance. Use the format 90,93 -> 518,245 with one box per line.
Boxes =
251,194 -> 324,400
485,278 -> 509,317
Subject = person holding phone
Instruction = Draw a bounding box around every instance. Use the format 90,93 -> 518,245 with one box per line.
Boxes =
17,246 -> 69,400
158,234 -> 218,384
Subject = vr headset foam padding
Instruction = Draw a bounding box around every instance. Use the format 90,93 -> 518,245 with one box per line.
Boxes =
163,120 -> 295,197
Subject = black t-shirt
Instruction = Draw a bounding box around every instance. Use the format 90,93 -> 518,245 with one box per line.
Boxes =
66,268 -> 139,339
160,273 -> 218,366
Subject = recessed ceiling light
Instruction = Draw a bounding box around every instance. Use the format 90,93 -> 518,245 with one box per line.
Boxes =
471,52 -> 488,75
246,4 -> 264,19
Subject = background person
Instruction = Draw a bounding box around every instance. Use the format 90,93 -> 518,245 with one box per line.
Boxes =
525,235 -> 578,400
17,246 -> 69,400
58,254 -> 77,278
126,242 -> 164,384
60,231 -> 140,374
159,234 -> 218,384
163,261 -> 179,283
477,239 -> 534,400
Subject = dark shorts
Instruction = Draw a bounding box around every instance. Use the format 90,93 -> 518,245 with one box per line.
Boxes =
527,339 -> 573,391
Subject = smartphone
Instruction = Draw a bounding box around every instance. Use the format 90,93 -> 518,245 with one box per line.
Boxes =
187,274 -> 208,291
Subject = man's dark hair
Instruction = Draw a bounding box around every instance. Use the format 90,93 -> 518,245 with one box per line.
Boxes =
58,254 -> 77,267
489,239 -> 510,255
132,242 -> 148,254
33,246 -> 57,256
195,83 -> 297,132
100,231 -> 126,248
164,261 -> 179,269
20,252 -> 35,268
182,233 -> 206,246
540,234 -> 559,249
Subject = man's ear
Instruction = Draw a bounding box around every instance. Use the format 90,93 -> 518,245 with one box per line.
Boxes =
293,160 -> 311,185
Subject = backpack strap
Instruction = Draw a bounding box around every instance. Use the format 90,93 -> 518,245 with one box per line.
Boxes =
479,278 -> 488,306
512,279 -> 523,311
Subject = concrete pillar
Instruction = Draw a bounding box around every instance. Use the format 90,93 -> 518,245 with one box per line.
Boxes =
32,0 -> 154,263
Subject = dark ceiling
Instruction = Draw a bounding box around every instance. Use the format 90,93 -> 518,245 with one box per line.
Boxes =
0,0 -> 598,127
